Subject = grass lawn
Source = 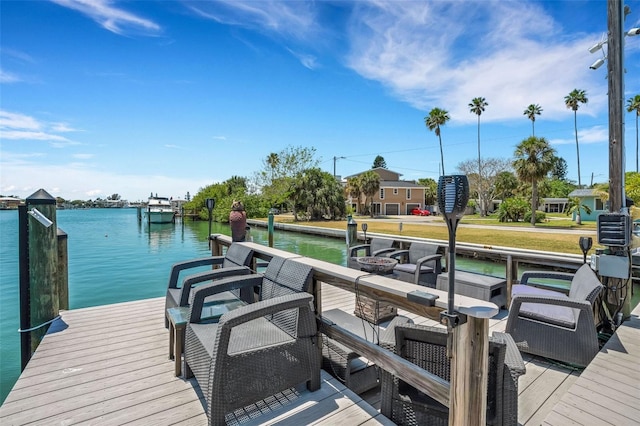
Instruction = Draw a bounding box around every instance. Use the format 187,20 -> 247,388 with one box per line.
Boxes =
267,214 -> 601,255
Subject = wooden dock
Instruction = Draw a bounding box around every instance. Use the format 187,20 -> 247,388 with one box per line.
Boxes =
1,280 -> 638,425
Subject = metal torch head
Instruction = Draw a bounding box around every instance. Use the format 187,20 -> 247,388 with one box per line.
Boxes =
437,175 -> 470,221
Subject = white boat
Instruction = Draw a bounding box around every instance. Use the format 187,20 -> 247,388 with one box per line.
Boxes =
145,195 -> 175,224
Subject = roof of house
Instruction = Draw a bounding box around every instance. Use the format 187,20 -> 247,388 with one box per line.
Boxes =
380,180 -> 424,188
343,167 -> 403,180
568,189 -> 600,197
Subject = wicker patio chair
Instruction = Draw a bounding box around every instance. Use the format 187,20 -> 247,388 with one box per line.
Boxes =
388,242 -> 443,287
164,243 -> 254,326
380,323 -> 525,426
184,257 -> 321,426
347,237 -> 397,269
506,263 -> 604,367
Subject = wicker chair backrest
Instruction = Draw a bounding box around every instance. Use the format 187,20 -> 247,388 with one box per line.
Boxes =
370,238 -> 395,254
221,243 -> 254,269
569,263 -> 604,303
407,242 -> 440,264
259,257 -> 314,337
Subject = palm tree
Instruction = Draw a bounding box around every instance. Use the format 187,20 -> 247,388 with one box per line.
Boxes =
564,89 -> 588,187
469,97 -> 488,217
513,136 -> 556,226
346,176 -> 362,214
565,197 -> 592,225
523,104 -> 543,136
424,107 -> 450,175
469,97 -> 488,173
359,170 -> 380,217
627,95 -> 640,172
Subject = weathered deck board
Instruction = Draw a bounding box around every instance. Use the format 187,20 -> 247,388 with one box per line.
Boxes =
543,303 -> 640,426
2,276 -> 637,426
0,297 -> 391,426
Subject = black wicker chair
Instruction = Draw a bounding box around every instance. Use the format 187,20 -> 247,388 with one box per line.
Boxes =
184,257 -> 321,426
165,243 -> 254,327
388,242 -> 443,287
380,323 -> 525,426
347,237 -> 397,269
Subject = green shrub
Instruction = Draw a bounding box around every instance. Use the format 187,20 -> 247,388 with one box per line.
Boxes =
524,210 -> 547,223
497,197 -> 529,222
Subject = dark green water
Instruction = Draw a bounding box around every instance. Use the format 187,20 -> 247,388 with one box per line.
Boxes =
0,208 -> 577,404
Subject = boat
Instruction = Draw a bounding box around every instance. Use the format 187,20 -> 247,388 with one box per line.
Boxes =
145,194 -> 175,224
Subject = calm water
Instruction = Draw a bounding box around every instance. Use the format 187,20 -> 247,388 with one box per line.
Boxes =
0,208 -> 349,403
0,208 -> 512,404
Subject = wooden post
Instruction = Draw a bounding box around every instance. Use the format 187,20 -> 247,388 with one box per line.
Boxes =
268,213 -> 274,248
57,229 -> 68,311
20,189 -> 59,366
449,316 -> 489,426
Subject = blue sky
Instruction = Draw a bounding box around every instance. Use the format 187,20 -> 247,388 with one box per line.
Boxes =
2,0 -> 640,202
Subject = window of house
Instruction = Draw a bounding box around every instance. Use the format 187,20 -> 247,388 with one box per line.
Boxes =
595,198 -> 604,210
380,188 -> 385,199
406,189 -> 411,199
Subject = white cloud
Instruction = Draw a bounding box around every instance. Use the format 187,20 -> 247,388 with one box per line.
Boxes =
0,110 -> 82,146
345,1 -> 607,124
549,125 -> 608,145
51,122 -> 81,133
186,0 -> 318,41
0,69 -> 22,83
0,110 -> 40,130
72,153 -> 94,160
51,0 -> 161,36
287,48 -> 318,70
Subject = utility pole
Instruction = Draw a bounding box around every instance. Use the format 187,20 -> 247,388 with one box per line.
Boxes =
333,156 -> 345,178
607,0 -> 625,213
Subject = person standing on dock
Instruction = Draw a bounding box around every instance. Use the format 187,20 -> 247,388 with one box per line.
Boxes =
229,200 -> 247,242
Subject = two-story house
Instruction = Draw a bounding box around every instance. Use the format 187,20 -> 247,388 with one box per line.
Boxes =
344,168 -> 426,216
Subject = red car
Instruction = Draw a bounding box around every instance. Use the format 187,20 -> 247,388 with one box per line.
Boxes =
411,208 -> 431,216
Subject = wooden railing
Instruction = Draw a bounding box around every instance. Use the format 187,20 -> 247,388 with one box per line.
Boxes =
246,219 -> 587,307
211,234 -> 500,425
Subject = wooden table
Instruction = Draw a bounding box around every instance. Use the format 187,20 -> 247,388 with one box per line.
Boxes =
166,298 -> 245,377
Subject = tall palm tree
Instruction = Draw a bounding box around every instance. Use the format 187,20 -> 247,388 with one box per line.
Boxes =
359,170 -> 380,217
424,107 -> 450,175
513,136 -> 556,226
523,104 -> 543,136
346,176 -> 362,214
627,95 -> 640,172
564,89 -> 588,187
469,97 -> 488,174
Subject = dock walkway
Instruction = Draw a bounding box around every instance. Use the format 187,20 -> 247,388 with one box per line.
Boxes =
543,303 -> 640,426
1,281 -> 638,425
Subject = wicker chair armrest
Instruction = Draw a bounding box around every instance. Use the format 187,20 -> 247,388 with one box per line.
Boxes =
179,266 -> 252,306
219,293 -> 314,330
167,256 -> 224,289
372,247 -> 397,257
349,244 -> 371,257
388,249 -> 409,262
510,294 -> 592,312
189,274 -> 264,323
519,270 -> 574,285
492,332 -> 526,376
415,254 -> 443,270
